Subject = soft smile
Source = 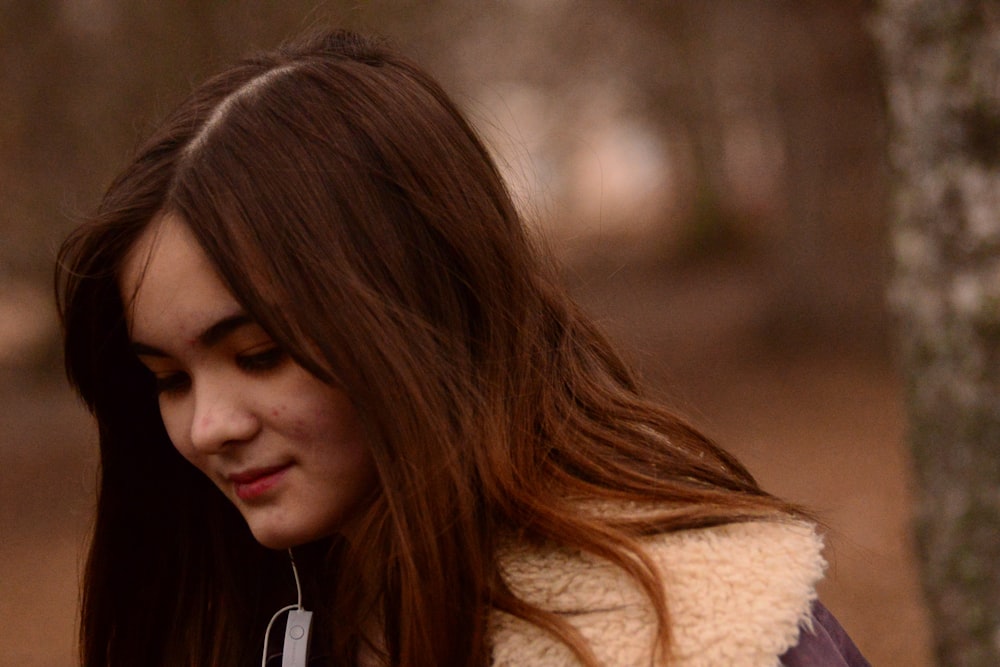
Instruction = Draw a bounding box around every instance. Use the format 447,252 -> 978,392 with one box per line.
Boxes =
228,464 -> 291,501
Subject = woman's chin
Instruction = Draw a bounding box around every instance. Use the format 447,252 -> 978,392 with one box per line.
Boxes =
247,523 -> 310,550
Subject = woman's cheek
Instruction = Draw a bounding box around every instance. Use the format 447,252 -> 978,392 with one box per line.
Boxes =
158,401 -> 192,459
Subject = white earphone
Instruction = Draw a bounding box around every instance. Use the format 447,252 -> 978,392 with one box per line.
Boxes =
260,549 -> 313,667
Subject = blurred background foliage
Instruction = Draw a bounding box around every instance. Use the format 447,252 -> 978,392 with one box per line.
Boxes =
0,2 -> 935,665
1,0 -> 889,367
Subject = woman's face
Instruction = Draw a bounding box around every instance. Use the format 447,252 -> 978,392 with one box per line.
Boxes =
120,213 -> 377,549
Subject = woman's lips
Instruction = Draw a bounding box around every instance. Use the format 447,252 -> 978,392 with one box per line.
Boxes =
229,465 -> 291,501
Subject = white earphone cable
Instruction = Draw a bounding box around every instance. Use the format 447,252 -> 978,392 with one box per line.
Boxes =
259,549 -> 306,667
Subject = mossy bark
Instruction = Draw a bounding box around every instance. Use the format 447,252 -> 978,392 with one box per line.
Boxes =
875,2 -> 1000,665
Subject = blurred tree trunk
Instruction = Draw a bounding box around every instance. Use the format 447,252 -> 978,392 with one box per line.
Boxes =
876,2 -> 1000,665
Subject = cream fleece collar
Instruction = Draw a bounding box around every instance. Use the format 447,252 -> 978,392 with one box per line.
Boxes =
491,520 -> 825,667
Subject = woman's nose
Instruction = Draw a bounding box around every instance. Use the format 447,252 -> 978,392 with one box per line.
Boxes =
188,381 -> 261,453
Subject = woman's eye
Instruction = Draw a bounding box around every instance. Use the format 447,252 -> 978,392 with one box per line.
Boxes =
154,372 -> 190,395
237,348 -> 286,372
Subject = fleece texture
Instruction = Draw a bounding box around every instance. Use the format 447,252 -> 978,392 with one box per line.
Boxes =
490,520 -> 825,667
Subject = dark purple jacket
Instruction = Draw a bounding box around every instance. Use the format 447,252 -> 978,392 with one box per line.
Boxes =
779,602 -> 871,667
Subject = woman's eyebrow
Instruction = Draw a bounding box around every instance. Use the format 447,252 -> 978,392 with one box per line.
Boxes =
130,312 -> 254,357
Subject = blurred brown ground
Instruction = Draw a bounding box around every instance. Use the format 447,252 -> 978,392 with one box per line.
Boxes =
569,256 -> 934,666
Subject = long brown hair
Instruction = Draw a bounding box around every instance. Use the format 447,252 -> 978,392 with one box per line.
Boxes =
58,30 -> 800,666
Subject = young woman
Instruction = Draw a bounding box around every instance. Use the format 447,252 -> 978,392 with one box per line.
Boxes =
57,30 -> 868,666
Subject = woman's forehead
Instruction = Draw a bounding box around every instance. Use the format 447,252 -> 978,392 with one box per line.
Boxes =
120,213 -> 239,341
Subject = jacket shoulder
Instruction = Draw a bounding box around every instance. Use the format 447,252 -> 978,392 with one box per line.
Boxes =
491,520 -> 825,667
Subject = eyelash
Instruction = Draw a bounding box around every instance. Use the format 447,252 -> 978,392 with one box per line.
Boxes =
151,348 -> 287,396
236,348 -> 286,372
154,372 -> 190,396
